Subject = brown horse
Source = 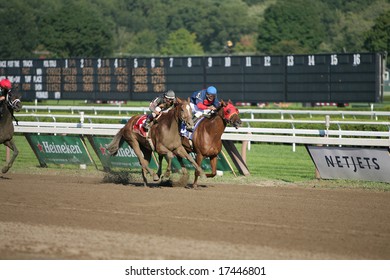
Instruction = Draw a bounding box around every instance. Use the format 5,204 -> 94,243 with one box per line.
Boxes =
1,94 -> 22,174
107,97 -> 204,187
182,99 -> 242,188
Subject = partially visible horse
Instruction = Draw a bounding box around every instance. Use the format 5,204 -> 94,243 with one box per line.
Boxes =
0,94 -> 22,174
107,97 -> 204,187
182,99 -> 242,188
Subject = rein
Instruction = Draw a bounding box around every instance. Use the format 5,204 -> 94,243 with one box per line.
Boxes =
5,95 -> 21,125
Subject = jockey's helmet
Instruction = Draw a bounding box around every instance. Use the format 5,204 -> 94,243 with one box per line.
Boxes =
0,79 -> 12,90
164,90 -> 175,99
206,86 -> 217,95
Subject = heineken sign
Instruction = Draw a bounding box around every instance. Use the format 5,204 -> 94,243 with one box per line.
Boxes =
25,134 -> 93,166
88,136 -> 157,170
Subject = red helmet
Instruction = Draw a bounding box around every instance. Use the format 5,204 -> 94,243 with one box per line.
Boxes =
0,79 -> 12,90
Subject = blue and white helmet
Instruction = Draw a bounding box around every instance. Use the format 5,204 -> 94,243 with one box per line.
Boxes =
206,86 -> 217,95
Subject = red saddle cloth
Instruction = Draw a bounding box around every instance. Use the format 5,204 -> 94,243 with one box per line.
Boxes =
133,115 -> 148,137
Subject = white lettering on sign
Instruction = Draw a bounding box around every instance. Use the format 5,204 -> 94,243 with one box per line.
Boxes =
264,56 -> 271,67
287,56 -> 294,66
330,54 -> 338,65
306,146 -> 390,183
169,57 -> 174,68
225,57 -> 231,67
41,141 -> 83,154
245,57 -> 252,67
43,60 -> 57,67
208,57 -> 213,68
36,91 -> 48,99
308,55 -> 315,66
353,54 -> 361,66
113,145 -> 138,158
23,60 -> 33,67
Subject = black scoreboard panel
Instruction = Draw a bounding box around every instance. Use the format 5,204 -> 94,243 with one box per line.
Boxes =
286,54 -> 330,102
330,53 -> 380,103
0,53 -> 383,103
205,56 -> 244,101
164,57 -> 204,98
243,56 -> 285,102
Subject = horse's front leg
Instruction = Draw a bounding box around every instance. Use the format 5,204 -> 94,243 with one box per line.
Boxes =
175,147 -> 205,179
2,139 -> 18,174
192,153 -> 204,188
163,154 -> 172,178
157,154 -> 171,179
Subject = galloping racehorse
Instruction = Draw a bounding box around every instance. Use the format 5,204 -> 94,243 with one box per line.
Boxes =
107,97 -> 204,187
182,99 -> 242,188
0,94 -> 22,174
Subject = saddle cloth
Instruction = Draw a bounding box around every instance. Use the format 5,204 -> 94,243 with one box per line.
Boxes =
180,117 -> 204,140
133,115 -> 148,137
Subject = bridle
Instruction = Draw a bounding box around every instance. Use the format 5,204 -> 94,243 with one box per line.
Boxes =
223,103 -> 239,125
6,94 -> 21,111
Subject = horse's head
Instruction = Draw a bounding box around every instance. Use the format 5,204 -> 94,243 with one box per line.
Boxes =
175,97 -> 194,130
221,99 -> 242,129
7,94 -> 22,112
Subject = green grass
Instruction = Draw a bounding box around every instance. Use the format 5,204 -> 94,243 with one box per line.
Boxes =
2,135 -> 389,191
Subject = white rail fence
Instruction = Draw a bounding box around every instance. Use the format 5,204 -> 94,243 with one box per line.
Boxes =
22,105 -> 390,120
13,119 -> 390,148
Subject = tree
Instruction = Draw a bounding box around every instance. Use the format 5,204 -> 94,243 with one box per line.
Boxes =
124,30 -> 159,56
38,0 -> 114,57
364,10 -> 390,55
0,0 -> 39,58
257,0 -> 328,54
160,29 -> 204,55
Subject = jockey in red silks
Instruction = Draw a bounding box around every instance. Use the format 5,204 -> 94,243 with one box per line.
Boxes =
0,78 -> 12,117
190,86 -> 220,120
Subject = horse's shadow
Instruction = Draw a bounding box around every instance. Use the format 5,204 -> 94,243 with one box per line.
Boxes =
0,175 -> 11,180
101,171 -> 192,188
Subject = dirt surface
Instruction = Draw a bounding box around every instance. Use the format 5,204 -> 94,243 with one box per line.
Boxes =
0,172 -> 389,260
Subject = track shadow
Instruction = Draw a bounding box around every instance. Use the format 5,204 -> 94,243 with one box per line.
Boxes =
101,171 -> 191,188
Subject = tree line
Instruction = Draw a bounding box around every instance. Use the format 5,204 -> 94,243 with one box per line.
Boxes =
0,0 -> 388,65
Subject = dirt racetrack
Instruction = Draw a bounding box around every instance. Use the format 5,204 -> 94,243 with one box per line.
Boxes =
0,171 -> 389,260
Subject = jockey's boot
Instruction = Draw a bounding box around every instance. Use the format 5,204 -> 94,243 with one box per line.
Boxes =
0,102 -> 3,118
143,118 -> 151,131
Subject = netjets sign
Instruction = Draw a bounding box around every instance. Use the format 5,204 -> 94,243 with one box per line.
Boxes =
306,146 -> 390,183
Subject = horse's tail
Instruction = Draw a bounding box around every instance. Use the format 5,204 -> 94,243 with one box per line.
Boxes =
107,127 -> 125,156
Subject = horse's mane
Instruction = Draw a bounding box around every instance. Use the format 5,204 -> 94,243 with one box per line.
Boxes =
214,100 -> 226,119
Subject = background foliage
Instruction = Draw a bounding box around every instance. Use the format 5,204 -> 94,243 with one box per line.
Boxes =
0,0 -> 389,64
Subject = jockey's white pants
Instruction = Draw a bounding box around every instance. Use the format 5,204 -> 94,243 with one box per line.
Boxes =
190,103 -> 212,118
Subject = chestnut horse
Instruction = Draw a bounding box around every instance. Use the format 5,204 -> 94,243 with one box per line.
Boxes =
1,94 -> 22,174
107,97 -> 204,187
182,99 -> 242,188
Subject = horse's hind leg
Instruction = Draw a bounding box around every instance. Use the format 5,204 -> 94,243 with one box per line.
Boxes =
206,156 -> 218,178
132,143 -> 158,186
2,140 -> 18,174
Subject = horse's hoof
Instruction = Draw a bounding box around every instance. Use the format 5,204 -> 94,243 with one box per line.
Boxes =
152,174 -> 159,181
2,167 -> 9,174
